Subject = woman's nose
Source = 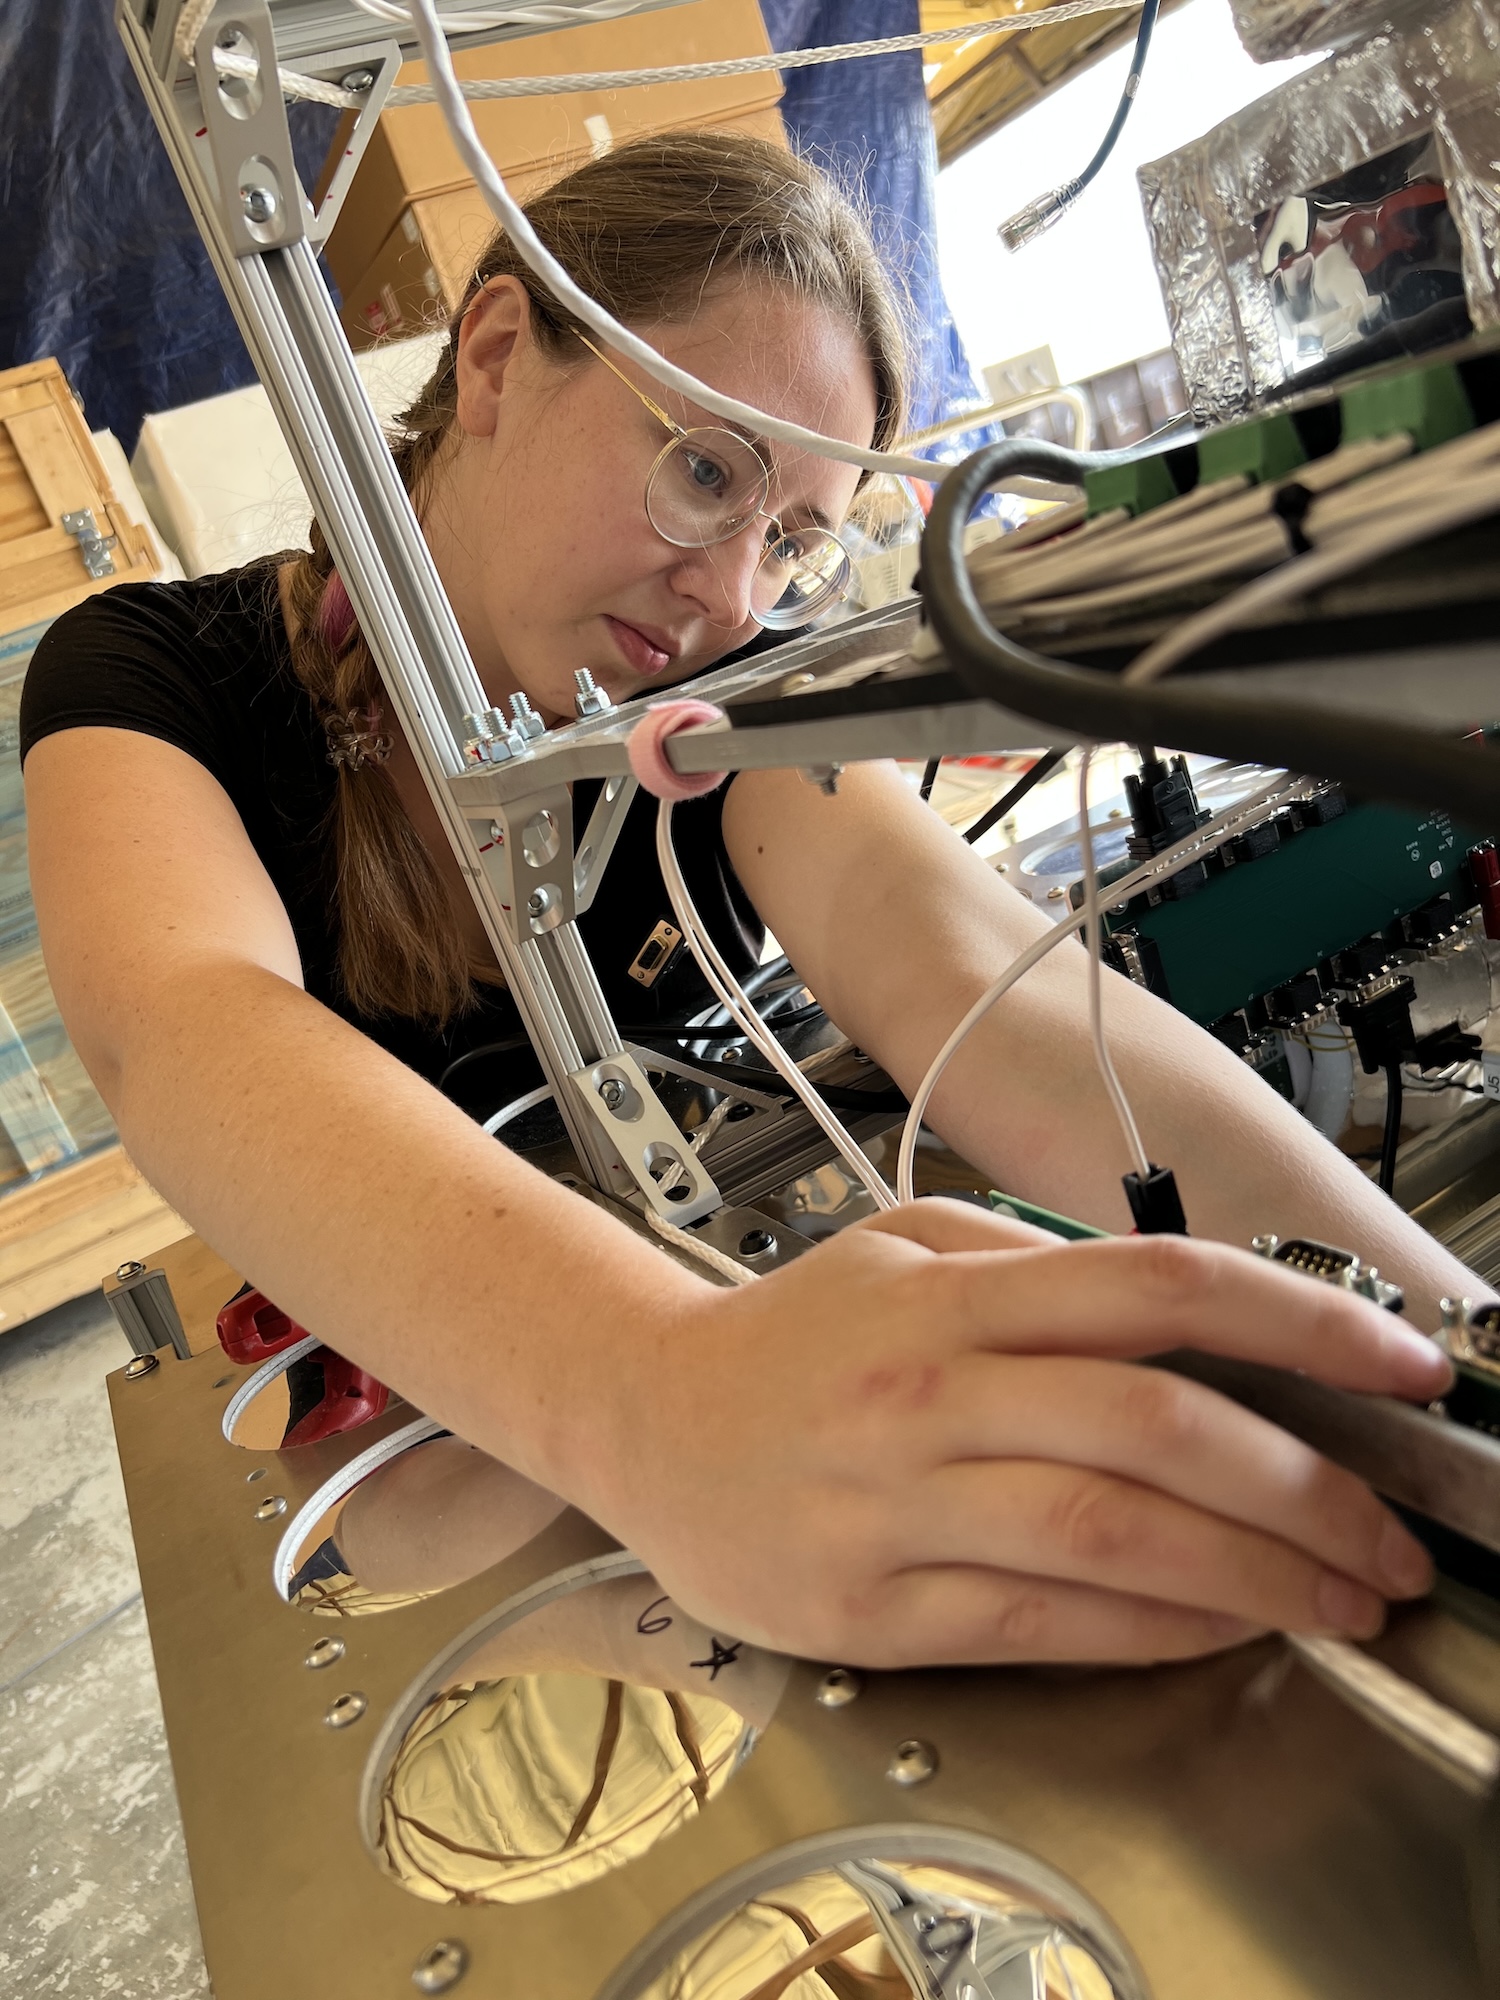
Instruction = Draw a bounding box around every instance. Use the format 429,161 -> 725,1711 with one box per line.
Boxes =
675,524 -> 764,629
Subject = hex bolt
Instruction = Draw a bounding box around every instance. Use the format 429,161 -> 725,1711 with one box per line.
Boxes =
887,1737 -> 938,1785
339,66 -> 376,92
254,1495 -> 288,1522
815,1667 -> 863,1708
574,668 -> 612,718
508,692 -> 545,740
123,1353 -> 158,1381
412,1939 -> 469,1993
324,1690 -> 368,1729
305,1636 -> 345,1671
240,184 -> 278,225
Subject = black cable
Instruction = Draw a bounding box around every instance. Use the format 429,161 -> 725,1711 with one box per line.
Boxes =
919,438 -> 1500,827
997,0 -> 1160,248
919,758 -> 941,802
1380,1063 -> 1404,1196
962,749 -> 1067,845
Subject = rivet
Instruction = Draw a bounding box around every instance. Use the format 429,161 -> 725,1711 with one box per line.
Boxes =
246,1467 -> 267,1483
305,1636 -> 346,1671
123,1353 -> 158,1380
815,1667 -> 863,1708
324,1690 -> 368,1729
887,1737 -> 938,1785
254,1495 -> 287,1521
412,1938 -> 468,1993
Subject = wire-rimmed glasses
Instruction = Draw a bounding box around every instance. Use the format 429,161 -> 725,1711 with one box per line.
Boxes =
575,333 -> 852,631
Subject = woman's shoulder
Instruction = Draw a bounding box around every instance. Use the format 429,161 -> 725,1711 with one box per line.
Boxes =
20,561 -> 305,776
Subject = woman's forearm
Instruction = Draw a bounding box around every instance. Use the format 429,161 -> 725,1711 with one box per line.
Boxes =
109,959 -> 708,1504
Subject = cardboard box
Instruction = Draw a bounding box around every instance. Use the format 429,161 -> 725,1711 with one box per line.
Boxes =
338,102 -> 787,352
322,0 -> 782,310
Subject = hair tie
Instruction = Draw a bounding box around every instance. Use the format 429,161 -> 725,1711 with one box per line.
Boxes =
318,569 -> 357,654
627,700 -> 729,801
325,705 -> 391,772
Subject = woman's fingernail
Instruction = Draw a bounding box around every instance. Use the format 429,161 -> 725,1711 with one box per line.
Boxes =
1316,1571 -> 1385,1637
1378,1517 -> 1434,1596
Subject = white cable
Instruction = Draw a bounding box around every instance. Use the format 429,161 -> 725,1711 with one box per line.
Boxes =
398,0 -> 980,483
1076,747 -> 1152,1181
655,799 -> 898,1210
894,772 -> 1317,1203
483,1082 -> 553,1133
381,2 -> 1142,103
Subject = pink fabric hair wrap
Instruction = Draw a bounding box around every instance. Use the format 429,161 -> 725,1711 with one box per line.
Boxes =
627,699 -> 730,801
318,568 -> 357,653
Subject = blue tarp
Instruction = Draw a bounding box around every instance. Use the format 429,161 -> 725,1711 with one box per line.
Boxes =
0,1 -> 337,454
0,2 -> 981,454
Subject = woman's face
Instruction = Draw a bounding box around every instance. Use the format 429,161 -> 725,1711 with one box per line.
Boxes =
432,277 -> 880,723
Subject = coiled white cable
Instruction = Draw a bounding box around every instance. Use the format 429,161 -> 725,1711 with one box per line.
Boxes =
655,799 -> 897,1210
1076,746 -> 1152,1182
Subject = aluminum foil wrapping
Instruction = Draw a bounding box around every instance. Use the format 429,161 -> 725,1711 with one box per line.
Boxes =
1138,0 -> 1500,426
1228,0 -> 1416,64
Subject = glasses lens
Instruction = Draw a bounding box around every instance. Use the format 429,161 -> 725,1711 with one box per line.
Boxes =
645,428 -> 771,548
754,528 -> 852,630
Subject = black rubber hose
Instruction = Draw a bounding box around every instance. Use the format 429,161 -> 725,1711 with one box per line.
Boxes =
1066,0 -> 1161,200
920,439 -> 1500,826
1380,1063 -> 1404,1197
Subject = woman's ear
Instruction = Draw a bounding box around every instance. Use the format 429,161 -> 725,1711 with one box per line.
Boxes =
453,276 -> 534,439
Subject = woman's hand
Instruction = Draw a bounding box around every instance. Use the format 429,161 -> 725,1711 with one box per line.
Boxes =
579,1201 -> 1453,1668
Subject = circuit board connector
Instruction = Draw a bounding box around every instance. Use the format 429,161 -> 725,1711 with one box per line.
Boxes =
1251,1234 -> 1406,1312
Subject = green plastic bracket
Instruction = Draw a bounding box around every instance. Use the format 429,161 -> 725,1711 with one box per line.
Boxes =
1198,411 -> 1306,486
1340,362 -> 1473,452
1083,452 -> 1178,519
989,1191 -> 1108,1241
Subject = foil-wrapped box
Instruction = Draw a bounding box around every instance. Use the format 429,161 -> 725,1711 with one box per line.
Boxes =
1138,0 -> 1500,426
1228,0 -> 1413,64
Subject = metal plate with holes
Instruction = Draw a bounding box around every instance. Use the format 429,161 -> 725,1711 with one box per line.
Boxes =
111,1338 -> 1500,2000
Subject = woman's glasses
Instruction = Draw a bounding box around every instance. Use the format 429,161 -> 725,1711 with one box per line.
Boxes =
574,333 -> 852,631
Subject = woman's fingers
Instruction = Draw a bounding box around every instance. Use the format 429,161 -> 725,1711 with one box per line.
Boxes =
914,1457 -> 1396,1639
939,1353 -> 1432,1602
833,1561 -> 1268,1669
856,1196 -> 1059,1255
937,1232 -> 1452,1400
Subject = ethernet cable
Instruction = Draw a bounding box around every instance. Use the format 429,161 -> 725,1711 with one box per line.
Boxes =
655,799 -> 898,1211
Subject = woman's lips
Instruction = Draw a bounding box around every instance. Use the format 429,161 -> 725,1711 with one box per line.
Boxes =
603,615 -> 673,678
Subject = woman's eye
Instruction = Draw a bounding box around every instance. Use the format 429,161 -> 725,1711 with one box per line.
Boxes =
683,449 -> 729,496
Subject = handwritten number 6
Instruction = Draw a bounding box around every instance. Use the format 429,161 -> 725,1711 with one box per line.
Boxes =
637,1595 -> 673,1636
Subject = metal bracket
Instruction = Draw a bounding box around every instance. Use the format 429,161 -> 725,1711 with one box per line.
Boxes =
575,775 -> 638,915
61,508 -> 116,579
469,790 -> 577,944
298,39 -> 402,250
102,1262 -> 191,1361
569,1052 -> 721,1226
194,0 -> 307,256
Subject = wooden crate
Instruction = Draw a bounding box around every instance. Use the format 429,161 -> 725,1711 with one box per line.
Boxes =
0,1146 -> 188,1335
0,357 -> 158,631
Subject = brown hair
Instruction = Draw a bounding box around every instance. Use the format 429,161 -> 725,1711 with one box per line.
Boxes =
283,129 -> 910,1024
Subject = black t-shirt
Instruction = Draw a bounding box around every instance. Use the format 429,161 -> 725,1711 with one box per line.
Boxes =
20,565 -> 764,1119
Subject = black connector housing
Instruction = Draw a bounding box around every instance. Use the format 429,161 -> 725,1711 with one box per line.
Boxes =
1124,1164 -> 1188,1235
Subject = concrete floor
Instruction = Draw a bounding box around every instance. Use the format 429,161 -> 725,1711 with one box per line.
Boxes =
0,1290 -> 209,1997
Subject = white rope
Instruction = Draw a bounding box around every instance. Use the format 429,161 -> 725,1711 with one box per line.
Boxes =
645,1208 -> 758,1285
384,2 -> 1144,104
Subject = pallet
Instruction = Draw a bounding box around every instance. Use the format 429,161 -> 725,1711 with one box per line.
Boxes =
0,1144 -> 189,1334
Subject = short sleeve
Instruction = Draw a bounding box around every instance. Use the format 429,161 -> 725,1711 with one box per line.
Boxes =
20,577 -> 251,796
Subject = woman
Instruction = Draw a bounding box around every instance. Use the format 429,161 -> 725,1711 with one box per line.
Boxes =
23,133 -> 1465,1669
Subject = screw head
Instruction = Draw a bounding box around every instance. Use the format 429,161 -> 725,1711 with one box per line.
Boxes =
412,1939 -> 468,1993
240,184 -> 278,224
324,1690 -> 368,1729
598,1077 -> 626,1112
116,1260 -> 146,1282
721,1046 -> 744,1064
887,1737 -> 938,1786
340,66 -> 376,92
123,1353 -> 158,1380
526,888 -> 547,915
254,1495 -> 288,1521
815,1667 -> 863,1708
738,1227 -> 777,1259
305,1636 -> 346,1671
